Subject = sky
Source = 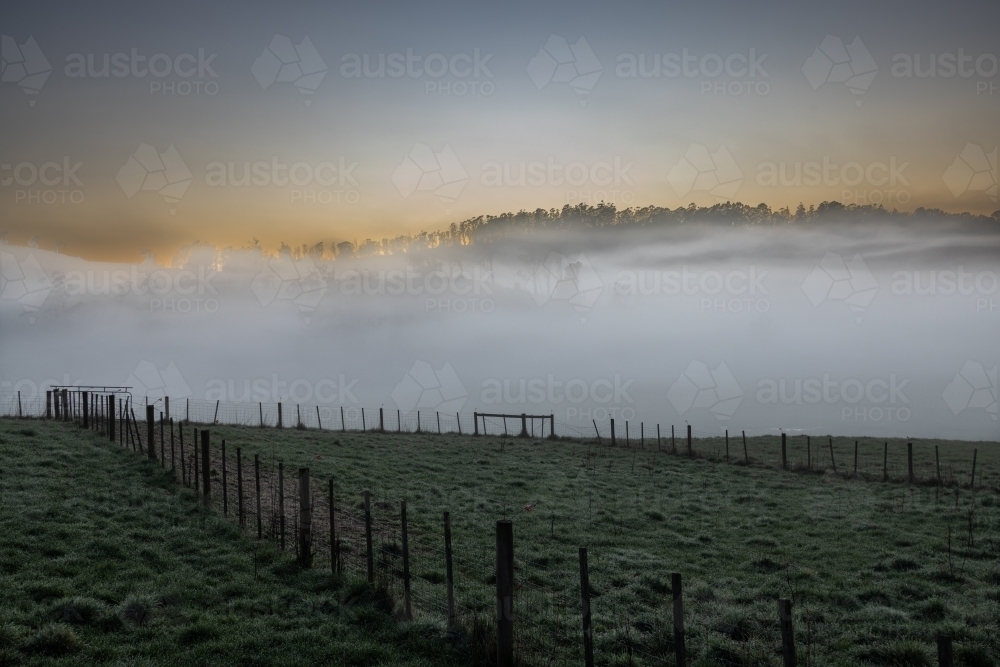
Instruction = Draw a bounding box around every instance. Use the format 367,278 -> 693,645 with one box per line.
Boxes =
1,0 -> 998,262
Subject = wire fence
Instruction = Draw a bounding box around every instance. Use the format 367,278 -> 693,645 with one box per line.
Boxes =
4,390 -> 995,665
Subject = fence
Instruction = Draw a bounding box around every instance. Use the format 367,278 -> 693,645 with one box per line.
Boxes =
1,390 -> 992,491
4,391 -> 986,666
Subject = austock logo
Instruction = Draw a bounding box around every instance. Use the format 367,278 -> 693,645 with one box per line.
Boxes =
1,157 -> 85,205
0,252 -> 52,320
942,144 -> 997,203
126,360 -> 192,400
526,35 -> 602,105
391,143 -> 468,203
801,252 -> 878,323
667,361 -> 743,421
802,35 -> 877,106
116,143 -> 193,214
250,254 -> 328,323
391,361 -> 468,415
252,35 -> 327,105
499,252 -> 603,323
943,361 -> 997,420
64,47 -> 219,96
667,144 -> 743,200
1,35 -> 51,106
756,373 -> 911,422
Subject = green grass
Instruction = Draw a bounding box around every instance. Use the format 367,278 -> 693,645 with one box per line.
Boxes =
166,423 -> 998,667
4,420 -> 999,666
0,420 -> 470,666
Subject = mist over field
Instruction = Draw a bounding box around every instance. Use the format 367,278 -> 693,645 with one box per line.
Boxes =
3,215 -> 997,440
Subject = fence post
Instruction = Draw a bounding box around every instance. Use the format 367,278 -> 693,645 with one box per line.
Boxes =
46,391 -> 52,419
237,447 -> 244,527
341,406 -> 345,432
278,402 -> 283,429
779,598 -> 796,667
854,440 -> 858,476
935,445 -> 941,486
255,455 -> 262,539
444,511 -> 456,631
657,424 -> 661,451
687,424 -> 692,456
316,405 -> 322,430
200,430 -> 210,504
496,520 -> 514,667
179,425 -> 186,485
439,411 -> 443,434
672,572 -> 685,667
259,402 -> 263,428
380,407 -> 385,432
743,430 -> 748,464
970,449 -> 978,489
160,413 -> 165,467
610,418 -> 616,447
474,411 -> 479,435
457,413 -> 462,435
222,440 -> 228,516
165,396 -> 169,422
579,547 -> 595,667
725,429 -> 729,462
329,480 -> 337,574
108,395 -> 115,442
147,405 -> 156,461
298,468 -> 311,567
781,432 -> 787,470
829,437 -> 837,474
279,462 -> 285,550
401,500 -> 411,619
937,635 -> 953,667
907,442 -> 913,484
193,428 -> 198,492
884,442 -> 888,481
82,391 -> 89,428
364,490 -> 373,583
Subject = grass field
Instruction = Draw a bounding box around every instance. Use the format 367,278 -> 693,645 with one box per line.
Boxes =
3,419 -> 999,666
0,419 -> 470,666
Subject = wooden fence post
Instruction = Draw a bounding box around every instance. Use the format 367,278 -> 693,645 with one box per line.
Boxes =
169,417 -> 174,470
672,425 -> 676,453
883,442 -> 888,482
672,572 -> 685,667
579,547 -> 595,667
779,598 -> 796,667
108,395 -> 115,442
781,432 -> 787,470
610,418 -> 616,447
298,468 -> 311,566
687,424 -> 692,456
937,635 -> 953,667
907,442 -> 913,484
829,437 -> 837,474
179,425 -> 186,485
237,447 -> 244,527
474,411 -> 479,435
255,455 -> 262,539
444,511 -> 456,631
807,436 -> 811,469
159,412 -> 165,466
82,391 -> 89,428
854,440 -> 859,476
935,445 -> 941,486
259,402 -> 263,428
277,402 -> 283,429
200,430 -> 210,504
316,405 -> 322,430
364,490 -> 374,583
329,480 -> 338,574
278,462 -> 285,550
970,449 -> 978,489
743,430 -> 748,464
401,500 -> 411,619
46,391 -> 52,419
380,407 -> 385,432
146,405 -> 156,461
657,424 -> 661,451
725,429 -> 729,462
193,428 -> 199,492
222,440 -> 228,516
496,520 -> 514,667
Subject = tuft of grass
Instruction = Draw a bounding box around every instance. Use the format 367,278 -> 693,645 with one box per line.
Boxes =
21,624 -> 82,656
